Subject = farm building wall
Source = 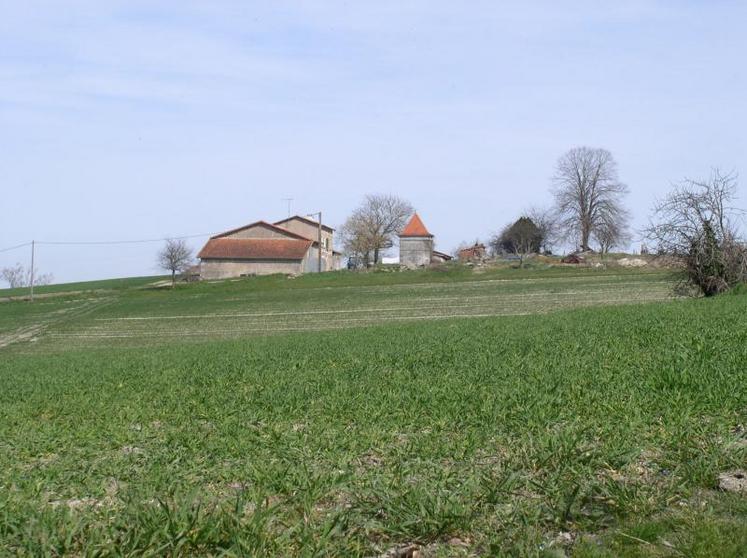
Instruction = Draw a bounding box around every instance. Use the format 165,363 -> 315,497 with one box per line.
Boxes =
279,221 -> 339,272
431,252 -> 451,264
302,246 -> 343,272
228,226 -> 289,240
400,237 -> 433,268
200,259 -> 304,279
277,220 -> 334,249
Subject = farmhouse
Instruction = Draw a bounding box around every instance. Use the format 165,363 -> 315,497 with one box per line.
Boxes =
197,216 -> 341,279
399,213 -> 451,267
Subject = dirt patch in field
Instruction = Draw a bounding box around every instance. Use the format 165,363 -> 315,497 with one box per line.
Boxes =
718,470 -> 747,494
0,325 -> 44,348
618,258 -> 648,268
379,537 -> 473,558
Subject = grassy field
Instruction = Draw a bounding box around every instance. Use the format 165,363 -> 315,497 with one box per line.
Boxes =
2,266 -> 676,352
1,266 -> 745,556
0,275 -> 169,299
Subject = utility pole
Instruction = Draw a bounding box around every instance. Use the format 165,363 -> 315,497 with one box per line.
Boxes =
307,211 -> 323,272
30,240 -> 35,302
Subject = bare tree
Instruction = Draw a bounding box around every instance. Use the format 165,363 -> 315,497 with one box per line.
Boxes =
157,239 -> 193,286
525,205 -> 559,254
491,217 -> 543,267
645,169 -> 746,296
35,271 -> 54,287
1,263 -> 53,288
593,213 -> 632,255
340,194 -> 413,265
552,147 -> 630,252
1,264 -> 26,288
339,215 -> 375,267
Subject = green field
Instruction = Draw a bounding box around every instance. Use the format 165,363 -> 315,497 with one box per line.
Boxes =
1,267 -> 745,556
0,275 -> 168,299
2,267 -> 676,353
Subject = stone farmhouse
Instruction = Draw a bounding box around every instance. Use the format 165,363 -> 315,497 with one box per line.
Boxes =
197,215 -> 341,279
399,213 -> 452,268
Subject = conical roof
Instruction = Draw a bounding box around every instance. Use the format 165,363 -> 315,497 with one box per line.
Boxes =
400,213 -> 433,237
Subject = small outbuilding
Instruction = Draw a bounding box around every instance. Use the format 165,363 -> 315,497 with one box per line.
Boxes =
431,250 -> 453,264
458,243 -> 487,263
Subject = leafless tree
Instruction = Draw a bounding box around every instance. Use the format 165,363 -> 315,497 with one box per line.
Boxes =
340,194 -> 413,265
339,216 -> 375,267
593,213 -> 632,255
157,239 -> 193,286
552,147 -> 630,252
525,205 -> 560,254
645,169 -> 746,296
1,263 -> 53,288
1,264 -> 26,288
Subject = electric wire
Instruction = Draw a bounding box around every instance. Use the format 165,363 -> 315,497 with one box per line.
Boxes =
0,242 -> 32,254
0,232 -> 215,252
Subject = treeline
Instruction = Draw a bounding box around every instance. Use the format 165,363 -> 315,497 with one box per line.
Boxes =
340,146 -> 747,297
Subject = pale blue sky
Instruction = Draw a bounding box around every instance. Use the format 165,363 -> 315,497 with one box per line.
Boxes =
1,1 -> 745,282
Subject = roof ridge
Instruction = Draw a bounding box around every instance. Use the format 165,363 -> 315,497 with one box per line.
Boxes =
274,215 -> 335,232
212,220 -> 314,241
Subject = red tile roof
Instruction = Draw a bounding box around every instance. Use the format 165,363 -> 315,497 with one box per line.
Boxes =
198,238 -> 312,261
400,213 -> 433,237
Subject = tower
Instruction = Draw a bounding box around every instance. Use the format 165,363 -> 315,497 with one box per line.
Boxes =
399,213 -> 434,268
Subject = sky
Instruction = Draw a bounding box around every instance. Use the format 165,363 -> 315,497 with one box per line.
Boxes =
1,1 -> 746,283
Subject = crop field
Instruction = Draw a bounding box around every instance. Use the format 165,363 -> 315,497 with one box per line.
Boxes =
1,267 -> 746,556
3,268 -> 675,353
0,275 -> 167,300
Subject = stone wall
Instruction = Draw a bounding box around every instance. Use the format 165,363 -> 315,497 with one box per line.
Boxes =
200,258 -> 304,279
277,219 -> 334,248
228,225 -> 289,239
400,237 -> 433,268
277,219 -> 336,271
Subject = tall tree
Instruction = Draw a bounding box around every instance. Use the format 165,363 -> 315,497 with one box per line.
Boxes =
340,194 -> 413,265
552,147 -> 630,252
157,239 -> 193,286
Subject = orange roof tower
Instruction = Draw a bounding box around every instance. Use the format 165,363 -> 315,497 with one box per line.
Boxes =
399,213 -> 433,237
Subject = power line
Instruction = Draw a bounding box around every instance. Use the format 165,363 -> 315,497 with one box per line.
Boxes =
37,232 -> 216,246
1,232 -> 216,254
0,241 -> 32,254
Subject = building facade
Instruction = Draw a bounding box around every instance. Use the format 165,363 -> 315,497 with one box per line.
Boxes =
399,213 -> 435,268
198,216 -> 341,279
273,216 -> 337,272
